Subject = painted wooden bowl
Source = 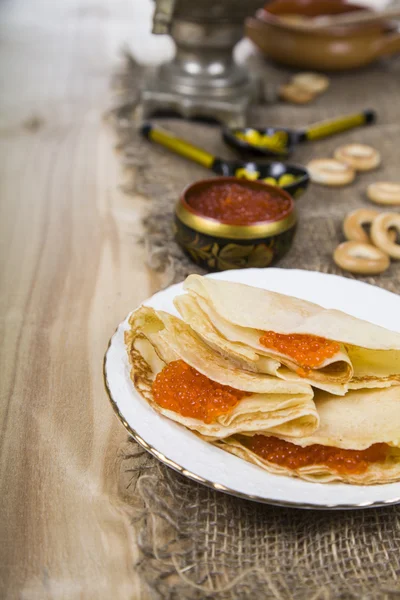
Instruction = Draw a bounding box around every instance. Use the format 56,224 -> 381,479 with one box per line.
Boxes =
175,177 -> 297,271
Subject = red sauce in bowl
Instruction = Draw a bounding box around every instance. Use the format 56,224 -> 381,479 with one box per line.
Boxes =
186,181 -> 292,226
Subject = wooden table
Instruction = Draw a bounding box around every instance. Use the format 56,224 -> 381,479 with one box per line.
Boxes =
0,1 -> 162,597
0,0 -> 391,597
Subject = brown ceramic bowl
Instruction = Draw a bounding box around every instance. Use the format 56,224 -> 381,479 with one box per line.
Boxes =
174,177 -> 297,272
246,0 -> 400,70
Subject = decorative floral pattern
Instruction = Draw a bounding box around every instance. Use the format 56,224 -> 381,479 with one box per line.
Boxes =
293,187 -> 306,199
175,219 -> 296,272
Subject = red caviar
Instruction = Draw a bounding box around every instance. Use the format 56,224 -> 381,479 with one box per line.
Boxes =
187,182 -> 291,225
245,435 -> 388,475
259,331 -> 340,370
152,360 -> 248,423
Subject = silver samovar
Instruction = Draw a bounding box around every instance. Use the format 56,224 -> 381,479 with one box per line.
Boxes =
140,0 -> 266,127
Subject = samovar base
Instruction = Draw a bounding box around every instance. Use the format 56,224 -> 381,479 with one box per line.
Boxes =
140,67 -> 259,128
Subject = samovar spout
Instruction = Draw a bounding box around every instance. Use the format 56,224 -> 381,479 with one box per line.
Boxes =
152,0 -> 177,35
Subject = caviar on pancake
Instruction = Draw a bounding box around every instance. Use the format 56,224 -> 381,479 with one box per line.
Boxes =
152,360 -> 249,423
244,435 -> 388,475
259,331 -> 340,372
187,181 -> 292,226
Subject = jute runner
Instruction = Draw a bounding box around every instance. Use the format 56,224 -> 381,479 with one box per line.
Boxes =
109,51 -> 400,599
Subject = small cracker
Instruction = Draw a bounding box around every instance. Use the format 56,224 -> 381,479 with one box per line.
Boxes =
307,158 -> 355,187
292,72 -> 330,94
279,82 -> 316,104
367,182 -> 400,206
334,144 -> 381,172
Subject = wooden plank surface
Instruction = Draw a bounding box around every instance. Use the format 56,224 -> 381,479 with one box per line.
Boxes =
0,0 -> 391,598
0,1 -> 159,598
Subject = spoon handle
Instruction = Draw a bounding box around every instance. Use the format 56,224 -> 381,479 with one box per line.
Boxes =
140,124 -> 215,169
301,109 -> 376,142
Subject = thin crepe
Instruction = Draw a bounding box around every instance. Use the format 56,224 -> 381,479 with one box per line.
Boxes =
215,386 -> 400,485
125,306 -> 318,439
175,275 -> 400,394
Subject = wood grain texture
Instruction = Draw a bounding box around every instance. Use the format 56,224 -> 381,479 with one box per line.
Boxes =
1,0 -> 391,597
0,1 -> 159,598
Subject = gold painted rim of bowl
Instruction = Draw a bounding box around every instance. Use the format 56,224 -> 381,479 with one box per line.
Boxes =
177,177 -> 297,240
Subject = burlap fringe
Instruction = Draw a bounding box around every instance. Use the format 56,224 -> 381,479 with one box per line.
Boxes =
118,441 -> 400,600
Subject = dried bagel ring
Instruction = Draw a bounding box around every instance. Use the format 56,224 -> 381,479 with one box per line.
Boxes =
333,241 -> 389,274
371,212 -> 400,260
279,83 -> 315,104
343,208 -> 379,243
307,159 -> 355,186
367,182 -> 400,206
334,144 -> 381,172
292,72 -> 330,94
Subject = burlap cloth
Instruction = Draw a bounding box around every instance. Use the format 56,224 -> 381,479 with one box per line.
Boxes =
109,51 -> 400,599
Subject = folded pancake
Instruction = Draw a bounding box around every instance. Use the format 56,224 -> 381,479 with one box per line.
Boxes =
215,386 -> 400,485
347,346 -> 400,389
175,275 -> 400,394
125,306 -> 318,439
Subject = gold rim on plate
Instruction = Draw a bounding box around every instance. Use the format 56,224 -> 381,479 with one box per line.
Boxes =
103,325 -> 400,511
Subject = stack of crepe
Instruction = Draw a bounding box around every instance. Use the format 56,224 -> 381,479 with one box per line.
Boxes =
125,275 -> 400,485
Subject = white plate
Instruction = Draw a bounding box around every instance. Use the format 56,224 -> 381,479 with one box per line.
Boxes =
104,268 -> 400,509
